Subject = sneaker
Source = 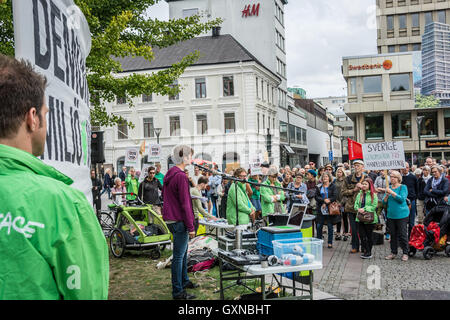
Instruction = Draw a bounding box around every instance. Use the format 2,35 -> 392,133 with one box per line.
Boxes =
173,292 -> 196,300
183,281 -> 199,289
335,234 -> 342,241
401,254 -> 408,262
362,253 -> 373,259
385,253 -> 396,260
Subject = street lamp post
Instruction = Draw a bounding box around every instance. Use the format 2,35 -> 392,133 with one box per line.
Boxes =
152,127 -> 162,145
328,129 -> 334,165
416,116 -> 424,167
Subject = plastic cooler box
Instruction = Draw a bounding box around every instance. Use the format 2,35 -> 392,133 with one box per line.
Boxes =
256,226 -> 302,256
272,238 -> 323,265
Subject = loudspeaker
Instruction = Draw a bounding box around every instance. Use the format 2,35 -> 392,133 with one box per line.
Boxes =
91,131 -> 105,164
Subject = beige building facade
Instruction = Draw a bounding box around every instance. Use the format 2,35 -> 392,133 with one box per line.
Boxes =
377,0 -> 450,54
342,52 -> 450,165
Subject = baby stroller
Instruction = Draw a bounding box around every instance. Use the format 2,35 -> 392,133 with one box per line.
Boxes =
110,199 -> 172,260
408,203 -> 450,260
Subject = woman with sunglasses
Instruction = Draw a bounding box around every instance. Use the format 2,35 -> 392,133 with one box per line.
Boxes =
261,166 -> 286,226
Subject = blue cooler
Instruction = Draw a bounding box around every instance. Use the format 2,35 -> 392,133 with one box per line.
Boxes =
256,226 -> 302,256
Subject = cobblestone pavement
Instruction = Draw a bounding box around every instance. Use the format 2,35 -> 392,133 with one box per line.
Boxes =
314,232 -> 450,300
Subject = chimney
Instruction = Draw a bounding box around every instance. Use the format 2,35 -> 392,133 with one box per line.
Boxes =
212,26 -> 221,37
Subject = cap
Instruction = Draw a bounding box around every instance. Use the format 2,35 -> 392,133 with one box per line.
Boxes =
307,170 -> 317,177
353,160 -> 364,165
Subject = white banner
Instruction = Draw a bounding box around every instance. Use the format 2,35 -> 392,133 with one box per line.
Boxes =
249,152 -> 263,175
125,147 -> 140,167
13,0 -> 92,202
362,141 -> 406,171
148,144 -> 162,163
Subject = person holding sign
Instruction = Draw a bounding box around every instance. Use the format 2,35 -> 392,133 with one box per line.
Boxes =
0,55 -> 108,299
380,170 -> 410,262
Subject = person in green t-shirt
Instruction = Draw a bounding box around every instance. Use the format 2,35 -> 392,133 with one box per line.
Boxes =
125,167 -> 139,201
248,174 -> 262,220
155,162 -> 164,186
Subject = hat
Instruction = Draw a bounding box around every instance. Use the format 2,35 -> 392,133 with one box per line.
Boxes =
353,160 -> 364,165
325,163 -> 333,168
307,170 -> 317,177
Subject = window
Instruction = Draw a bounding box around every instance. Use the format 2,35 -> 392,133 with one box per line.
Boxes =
182,8 -> 198,18
296,127 -> 302,144
116,96 -> 126,105
390,74 -> 410,92
399,44 -> 408,52
262,114 -> 265,130
289,125 -> 296,143
257,112 -> 260,133
223,76 -> 234,96
363,76 -> 382,94
117,120 -> 128,140
387,15 -> 394,30
392,113 -> 411,138
425,12 -> 433,26
169,80 -> 179,100
365,114 -> 384,140
224,113 -> 236,133
444,110 -> 450,137
412,43 -> 421,51
385,0 -> 393,8
143,118 -> 154,138
388,45 -> 396,53
349,78 -> 357,95
195,77 -> 206,99
438,10 -> 446,24
418,112 -> 438,137
302,128 -> 307,144
169,116 -> 180,136
142,93 -> 152,103
280,122 -> 288,142
399,14 -> 406,29
412,13 -> 419,28
196,114 -> 207,135
256,77 -> 259,98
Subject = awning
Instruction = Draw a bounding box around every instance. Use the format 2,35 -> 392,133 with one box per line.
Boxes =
282,145 -> 295,154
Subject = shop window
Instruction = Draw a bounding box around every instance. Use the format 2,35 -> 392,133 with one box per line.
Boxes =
392,113 -> 411,139
365,114 -> 384,140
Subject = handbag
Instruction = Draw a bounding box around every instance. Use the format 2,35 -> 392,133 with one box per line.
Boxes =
357,211 -> 375,223
328,202 -> 341,215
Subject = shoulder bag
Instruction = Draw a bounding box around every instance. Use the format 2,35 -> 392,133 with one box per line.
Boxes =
357,211 -> 374,223
328,202 -> 341,216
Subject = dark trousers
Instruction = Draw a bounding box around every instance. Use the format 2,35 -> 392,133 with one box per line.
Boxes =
358,222 -> 374,255
336,212 -> 349,234
348,212 -> 360,250
387,217 -> 409,255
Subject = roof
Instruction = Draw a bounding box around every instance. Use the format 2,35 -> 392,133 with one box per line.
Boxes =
115,34 -> 270,74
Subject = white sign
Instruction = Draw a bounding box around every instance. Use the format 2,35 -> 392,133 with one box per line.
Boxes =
13,0 -> 92,202
362,141 -> 406,171
125,147 -> 140,167
249,152 -> 263,175
148,144 -> 162,163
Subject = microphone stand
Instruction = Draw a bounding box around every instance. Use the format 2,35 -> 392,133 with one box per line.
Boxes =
192,163 -> 307,251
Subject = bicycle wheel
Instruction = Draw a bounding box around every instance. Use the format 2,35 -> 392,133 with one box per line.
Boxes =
99,212 -> 115,237
110,229 -> 126,258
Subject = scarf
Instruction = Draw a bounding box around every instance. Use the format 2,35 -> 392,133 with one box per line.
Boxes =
432,175 -> 443,189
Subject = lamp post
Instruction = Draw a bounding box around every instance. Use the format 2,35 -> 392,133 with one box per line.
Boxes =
328,129 -> 334,165
416,116 -> 424,166
152,127 -> 162,145
266,128 -> 272,161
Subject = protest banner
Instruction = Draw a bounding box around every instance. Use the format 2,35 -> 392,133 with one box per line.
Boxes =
148,144 -> 162,163
125,147 -> 140,167
249,152 -> 263,175
13,0 -> 92,201
362,141 -> 406,171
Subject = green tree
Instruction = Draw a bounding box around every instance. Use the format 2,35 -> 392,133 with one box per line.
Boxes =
415,93 -> 441,109
0,0 -> 221,128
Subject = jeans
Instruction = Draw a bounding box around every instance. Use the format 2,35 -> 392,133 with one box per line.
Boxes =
387,217 -> 409,255
211,195 -> 218,217
316,215 -> 333,245
167,221 -> 190,298
100,186 -> 111,199
358,222 -> 374,255
348,212 -> 360,250
408,199 -> 416,239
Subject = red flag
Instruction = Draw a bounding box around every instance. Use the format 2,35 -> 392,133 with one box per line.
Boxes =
348,138 -> 363,161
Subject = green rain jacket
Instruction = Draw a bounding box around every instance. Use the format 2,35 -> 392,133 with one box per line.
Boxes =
226,182 -> 255,226
125,174 -> 138,201
0,144 -> 109,300
260,179 -> 286,217
354,190 -> 379,224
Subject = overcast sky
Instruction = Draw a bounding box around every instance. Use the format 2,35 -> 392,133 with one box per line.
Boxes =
146,0 -> 377,99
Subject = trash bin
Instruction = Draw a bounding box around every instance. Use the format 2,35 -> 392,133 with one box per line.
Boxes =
297,214 -> 316,282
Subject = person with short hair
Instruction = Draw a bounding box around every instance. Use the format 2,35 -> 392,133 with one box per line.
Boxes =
424,165 -> 449,212
138,166 -> 163,214
260,166 -> 286,225
286,173 -> 309,214
125,167 -> 138,201
100,168 -> 113,200
162,145 -> 197,300
226,168 -> 256,226
381,170 -> 410,262
112,177 -> 127,205
119,166 -> 127,182
0,54 -> 108,299
155,163 -> 164,186
191,176 -> 217,234
315,171 -> 338,248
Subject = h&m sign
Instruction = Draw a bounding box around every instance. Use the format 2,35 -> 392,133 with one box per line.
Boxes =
242,3 -> 260,17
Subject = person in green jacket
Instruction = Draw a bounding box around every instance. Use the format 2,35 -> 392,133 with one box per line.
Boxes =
226,168 -> 255,226
260,166 -> 286,225
354,178 -> 378,259
155,162 -> 164,186
125,167 -> 139,201
0,54 -> 108,300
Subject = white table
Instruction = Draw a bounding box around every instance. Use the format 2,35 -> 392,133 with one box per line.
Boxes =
198,219 -> 236,240
218,254 -> 323,300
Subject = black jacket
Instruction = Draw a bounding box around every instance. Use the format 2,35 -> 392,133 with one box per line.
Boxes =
138,178 -> 163,205
417,177 -> 427,201
315,182 -> 338,210
424,177 -> 449,203
402,172 -> 418,200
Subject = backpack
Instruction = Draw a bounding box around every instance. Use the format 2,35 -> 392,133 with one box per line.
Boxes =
187,249 -> 216,273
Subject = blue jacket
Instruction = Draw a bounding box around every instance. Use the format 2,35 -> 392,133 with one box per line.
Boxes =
424,176 -> 449,203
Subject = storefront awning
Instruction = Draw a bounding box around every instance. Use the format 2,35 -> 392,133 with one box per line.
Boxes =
282,145 -> 295,154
